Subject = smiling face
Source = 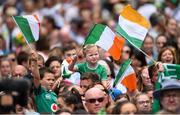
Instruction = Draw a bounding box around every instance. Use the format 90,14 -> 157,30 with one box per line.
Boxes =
161,49 -> 174,64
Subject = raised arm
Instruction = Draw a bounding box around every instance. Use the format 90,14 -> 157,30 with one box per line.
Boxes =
29,50 -> 40,88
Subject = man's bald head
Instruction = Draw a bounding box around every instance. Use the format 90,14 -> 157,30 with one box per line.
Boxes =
13,65 -> 27,78
85,87 -> 104,99
85,88 -> 106,114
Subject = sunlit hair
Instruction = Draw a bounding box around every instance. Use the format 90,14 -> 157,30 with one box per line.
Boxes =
158,46 -> 177,64
83,44 -> 98,56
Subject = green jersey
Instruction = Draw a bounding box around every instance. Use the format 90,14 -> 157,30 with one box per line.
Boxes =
76,62 -> 107,80
34,86 -> 58,113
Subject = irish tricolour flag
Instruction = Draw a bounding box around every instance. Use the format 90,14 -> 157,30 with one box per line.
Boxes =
84,24 -> 125,60
114,59 -> 137,92
115,5 -> 150,49
13,15 -> 40,43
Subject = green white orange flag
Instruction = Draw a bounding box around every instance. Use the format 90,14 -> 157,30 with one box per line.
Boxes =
12,15 -> 40,43
115,5 -> 150,49
84,24 -> 125,60
113,59 -> 137,92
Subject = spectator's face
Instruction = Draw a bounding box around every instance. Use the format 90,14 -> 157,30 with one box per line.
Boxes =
166,18 -> 177,35
120,102 -> 137,114
13,65 -> 27,78
85,46 -> 99,65
49,60 -> 61,78
41,72 -> 55,90
136,94 -> 151,113
80,79 -> 92,93
85,88 -> 106,114
121,46 -> 131,62
15,104 -> 25,114
156,36 -> 167,52
160,49 -> 174,64
64,49 -> 76,59
0,60 -> 11,77
161,90 -> 180,113
141,68 -> 152,86
143,36 -> 153,54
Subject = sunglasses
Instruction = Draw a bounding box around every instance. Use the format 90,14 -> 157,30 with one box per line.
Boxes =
86,97 -> 104,103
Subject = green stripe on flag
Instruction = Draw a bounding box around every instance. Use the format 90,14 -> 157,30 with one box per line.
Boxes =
113,59 -> 131,87
115,25 -> 142,48
13,16 -> 35,43
62,67 -> 71,78
84,24 -> 106,45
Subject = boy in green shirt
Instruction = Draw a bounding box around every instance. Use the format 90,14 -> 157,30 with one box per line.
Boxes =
69,44 -> 108,87
30,51 -> 58,113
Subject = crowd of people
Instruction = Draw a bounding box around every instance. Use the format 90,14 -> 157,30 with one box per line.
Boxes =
0,0 -> 180,114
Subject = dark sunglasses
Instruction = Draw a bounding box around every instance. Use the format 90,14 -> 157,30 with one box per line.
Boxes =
86,97 -> 104,103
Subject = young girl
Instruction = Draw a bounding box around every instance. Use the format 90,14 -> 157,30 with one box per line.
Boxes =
69,44 -> 108,87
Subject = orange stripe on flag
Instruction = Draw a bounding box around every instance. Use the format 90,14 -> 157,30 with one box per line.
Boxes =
108,36 -> 125,60
120,5 -> 150,29
121,73 -> 137,92
33,15 -> 40,27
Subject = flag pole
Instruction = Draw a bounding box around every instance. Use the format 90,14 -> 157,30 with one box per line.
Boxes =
137,47 -> 157,64
12,16 -> 33,50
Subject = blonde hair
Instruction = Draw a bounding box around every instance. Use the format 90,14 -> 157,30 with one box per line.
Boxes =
83,44 -> 98,56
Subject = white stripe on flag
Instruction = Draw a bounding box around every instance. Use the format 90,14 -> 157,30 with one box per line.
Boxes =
119,16 -> 148,41
96,27 -> 115,51
23,15 -> 39,41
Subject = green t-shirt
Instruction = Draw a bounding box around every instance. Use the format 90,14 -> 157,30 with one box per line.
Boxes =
76,62 -> 107,80
34,86 -> 58,113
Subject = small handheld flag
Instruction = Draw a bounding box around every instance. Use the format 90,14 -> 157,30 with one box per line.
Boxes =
12,15 -> 40,48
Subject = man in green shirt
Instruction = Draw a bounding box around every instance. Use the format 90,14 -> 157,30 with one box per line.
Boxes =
30,51 -> 58,113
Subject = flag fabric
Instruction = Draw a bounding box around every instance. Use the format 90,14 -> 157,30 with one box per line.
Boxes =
160,63 -> 180,80
84,24 -> 125,60
113,59 -> 137,92
115,5 -> 150,49
13,15 -> 40,43
61,58 -> 80,85
61,58 -> 73,78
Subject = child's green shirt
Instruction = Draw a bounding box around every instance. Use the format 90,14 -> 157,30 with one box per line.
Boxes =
34,86 -> 58,113
76,62 -> 107,80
